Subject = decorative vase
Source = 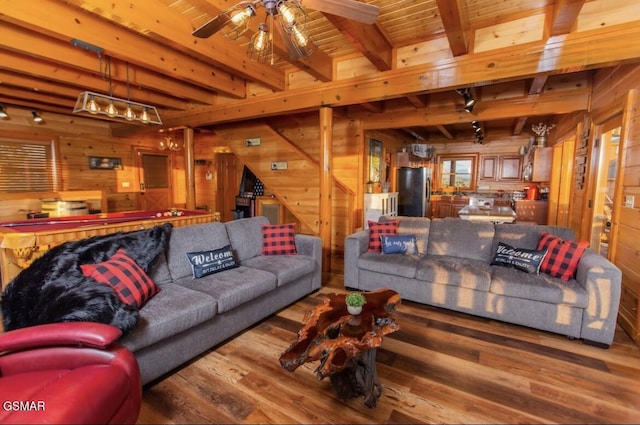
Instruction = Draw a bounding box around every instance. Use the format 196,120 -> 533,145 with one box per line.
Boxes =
535,136 -> 547,147
347,305 -> 362,315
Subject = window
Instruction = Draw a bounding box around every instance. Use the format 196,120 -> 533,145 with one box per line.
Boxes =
0,139 -> 58,192
437,155 -> 477,190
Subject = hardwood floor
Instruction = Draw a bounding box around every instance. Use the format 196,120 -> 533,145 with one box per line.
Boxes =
137,260 -> 640,424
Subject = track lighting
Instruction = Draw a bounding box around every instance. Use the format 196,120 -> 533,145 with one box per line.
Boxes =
31,111 -> 44,124
456,88 -> 476,113
0,104 -> 8,119
470,120 -> 484,143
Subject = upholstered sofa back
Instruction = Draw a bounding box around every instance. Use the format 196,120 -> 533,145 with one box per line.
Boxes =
380,216 -> 578,264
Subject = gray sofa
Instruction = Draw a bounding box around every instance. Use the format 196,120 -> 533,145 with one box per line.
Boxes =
121,216 -> 322,385
345,217 -> 621,347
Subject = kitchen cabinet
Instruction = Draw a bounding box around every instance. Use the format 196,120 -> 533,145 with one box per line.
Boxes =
364,192 -> 398,227
479,154 -> 523,181
524,147 -> 553,182
499,156 -> 523,180
431,196 -> 468,218
479,156 -> 497,180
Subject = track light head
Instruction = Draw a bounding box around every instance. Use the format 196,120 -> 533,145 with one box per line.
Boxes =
31,111 -> 44,124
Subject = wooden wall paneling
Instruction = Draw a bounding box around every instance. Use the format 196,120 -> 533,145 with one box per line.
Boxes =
609,85 -> 640,346
214,122 -> 321,234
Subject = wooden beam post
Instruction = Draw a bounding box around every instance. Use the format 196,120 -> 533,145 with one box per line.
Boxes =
319,106 -> 333,274
184,127 -> 196,210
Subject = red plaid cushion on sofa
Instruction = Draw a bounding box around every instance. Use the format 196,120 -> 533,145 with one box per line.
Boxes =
367,220 -> 399,253
261,223 -> 298,255
81,248 -> 159,308
537,232 -> 589,281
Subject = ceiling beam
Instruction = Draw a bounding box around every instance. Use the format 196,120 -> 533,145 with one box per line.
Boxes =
1,0 -> 257,96
361,90 -> 590,130
156,21 -> 640,130
435,0 -> 469,56
436,125 -> 454,139
548,0 -> 586,36
0,58 -> 192,111
323,15 -> 393,71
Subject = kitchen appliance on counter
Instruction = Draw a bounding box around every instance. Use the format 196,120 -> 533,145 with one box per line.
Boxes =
524,185 -> 539,200
397,167 -> 431,216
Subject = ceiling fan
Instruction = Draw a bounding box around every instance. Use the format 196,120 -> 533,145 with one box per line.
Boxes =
193,0 -> 380,63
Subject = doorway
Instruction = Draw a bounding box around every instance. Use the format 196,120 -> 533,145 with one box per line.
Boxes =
589,118 -> 621,257
136,149 -> 173,211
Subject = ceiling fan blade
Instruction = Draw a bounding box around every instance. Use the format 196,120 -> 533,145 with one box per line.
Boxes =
192,14 -> 230,38
301,0 -> 380,25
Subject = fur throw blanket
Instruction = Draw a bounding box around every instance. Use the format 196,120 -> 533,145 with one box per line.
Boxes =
1,223 -> 172,334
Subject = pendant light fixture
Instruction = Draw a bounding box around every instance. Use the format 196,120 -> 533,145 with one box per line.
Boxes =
71,39 -> 162,125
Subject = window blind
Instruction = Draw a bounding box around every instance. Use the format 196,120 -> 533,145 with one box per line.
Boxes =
0,140 -> 57,192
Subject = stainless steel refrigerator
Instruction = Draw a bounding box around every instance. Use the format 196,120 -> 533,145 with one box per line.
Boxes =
397,167 -> 432,216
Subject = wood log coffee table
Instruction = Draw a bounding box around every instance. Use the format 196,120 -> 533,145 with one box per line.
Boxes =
279,288 -> 400,408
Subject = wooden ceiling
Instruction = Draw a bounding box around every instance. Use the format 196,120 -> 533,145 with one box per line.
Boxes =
1,0 -> 639,141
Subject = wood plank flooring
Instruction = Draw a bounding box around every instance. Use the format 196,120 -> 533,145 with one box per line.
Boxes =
137,263 -> 640,424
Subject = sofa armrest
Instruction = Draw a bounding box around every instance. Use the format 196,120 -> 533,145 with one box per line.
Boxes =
295,234 -> 322,290
344,230 -> 370,289
575,250 -> 622,346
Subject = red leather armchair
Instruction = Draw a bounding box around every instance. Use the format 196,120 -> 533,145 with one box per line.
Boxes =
0,322 -> 141,424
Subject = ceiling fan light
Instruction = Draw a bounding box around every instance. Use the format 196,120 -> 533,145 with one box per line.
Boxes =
277,1 -> 299,26
290,24 -> 310,47
225,4 -> 255,39
248,22 -> 274,64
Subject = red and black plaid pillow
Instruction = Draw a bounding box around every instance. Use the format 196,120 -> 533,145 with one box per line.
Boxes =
261,223 -> 298,256
81,248 -> 159,308
367,220 -> 399,253
537,232 -> 589,281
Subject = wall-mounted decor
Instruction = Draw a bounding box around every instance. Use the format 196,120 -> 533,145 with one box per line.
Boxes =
89,156 -> 122,170
369,138 -> 383,183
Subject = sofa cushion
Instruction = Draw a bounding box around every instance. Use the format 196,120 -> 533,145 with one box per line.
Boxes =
261,223 -> 298,255
537,232 -> 589,281
80,248 -> 159,308
225,216 -> 270,261
186,245 -> 238,279
493,223 -> 575,253
119,283 -> 217,352
490,266 -> 588,308
380,216 -> 431,254
174,266 -> 277,313
367,220 -> 399,253
381,235 -> 418,254
427,218 -> 495,262
491,242 -> 547,274
242,255 -> 314,287
357,251 -> 420,279
147,251 -> 172,286
166,222 -> 230,280
415,255 -> 493,291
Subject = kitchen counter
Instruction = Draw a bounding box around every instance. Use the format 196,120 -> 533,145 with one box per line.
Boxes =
458,205 -> 517,223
